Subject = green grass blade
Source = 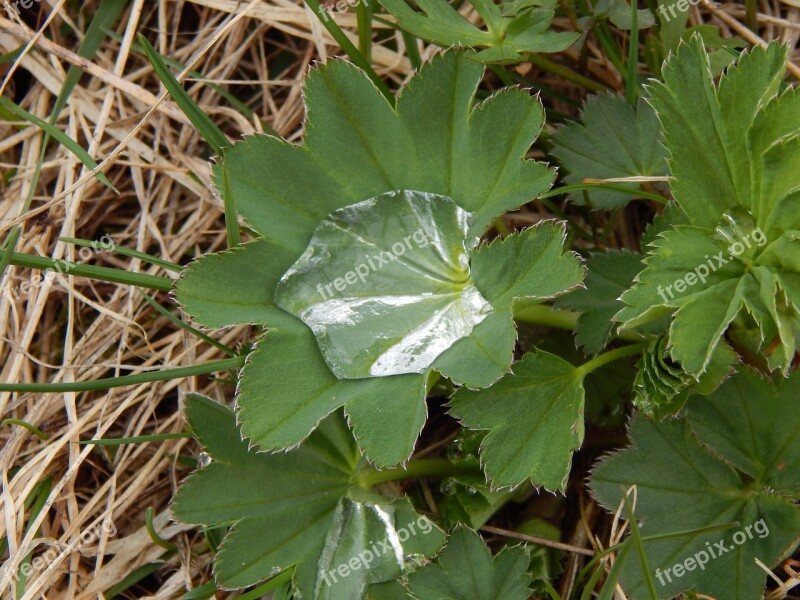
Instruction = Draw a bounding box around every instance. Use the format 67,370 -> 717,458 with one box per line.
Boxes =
625,0 -> 640,104
7,251 -> 173,291
104,562 -> 167,599
623,491 -> 659,600
15,478 -> 52,599
138,34 -> 241,248
0,96 -> 116,191
182,581 -> 216,599
303,0 -> 395,104
597,540 -> 633,600
0,46 -> 24,64
52,0 -> 130,121
59,237 -> 183,273
145,507 -> 178,551
235,570 -> 294,600
402,30 -> 422,70
78,432 -> 192,445
139,291 -> 236,356
1,418 -> 49,441
356,0 -> 373,62
138,34 -> 229,156
0,356 -> 244,393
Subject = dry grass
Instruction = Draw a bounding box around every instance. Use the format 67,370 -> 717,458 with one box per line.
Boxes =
0,0 -> 798,598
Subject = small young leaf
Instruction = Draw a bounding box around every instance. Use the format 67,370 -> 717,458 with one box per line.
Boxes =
376,0 -> 578,63
275,191 -> 491,379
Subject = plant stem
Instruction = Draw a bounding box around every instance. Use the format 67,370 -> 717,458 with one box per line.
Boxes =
514,304 -> 578,330
359,458 -> 481,487
577,342 -> 647,377
0,356 -> 244,393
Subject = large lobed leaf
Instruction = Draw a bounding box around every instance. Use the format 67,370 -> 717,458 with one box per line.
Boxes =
176,52 -> 582,466
590,369 -> 800,600
173,395 -> 444,596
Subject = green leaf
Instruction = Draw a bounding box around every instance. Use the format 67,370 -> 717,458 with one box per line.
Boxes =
595,0 -> 655,29
173,395 -> 444,595
449,350 -> 584,490
236,320 -> 428,467
218,52 -> 554,254
646,37 -> 787,228
404,527 -> 531,599
618,212 -> 800,374
550,95 -> 667,208
591,380 -> 800,600
432,312 -> 516,389
376,0 -> 578,63
472,221 -> 584,312
176,240 -> 295,329
435,221 -> 584,388
556,249 -> 644,353
687,369 -> 800,495
275,191 -> 491,379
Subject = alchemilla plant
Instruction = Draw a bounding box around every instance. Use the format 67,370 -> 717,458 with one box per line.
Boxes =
166,36 -> 800,599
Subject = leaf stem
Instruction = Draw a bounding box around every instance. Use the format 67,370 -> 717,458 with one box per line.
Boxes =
527,54 -> 607,93
577,342 -> 647,377
541,182 -> 667,204
359,458 -> 482,487
514,304 -> 578,330
514,305 -> 646,343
